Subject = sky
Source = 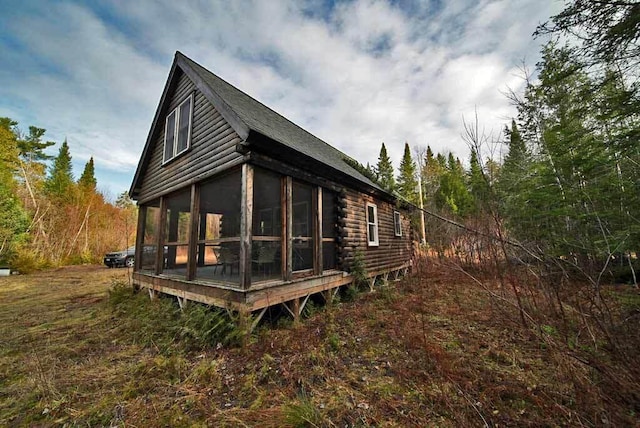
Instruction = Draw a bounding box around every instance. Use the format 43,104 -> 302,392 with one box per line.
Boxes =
0,0 -> 562,200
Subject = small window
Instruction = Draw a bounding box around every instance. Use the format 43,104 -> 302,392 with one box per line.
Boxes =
393,211 -> 402,237
366,202 -> 379,246
163,94 -> 193,163
163,111 -> 176,162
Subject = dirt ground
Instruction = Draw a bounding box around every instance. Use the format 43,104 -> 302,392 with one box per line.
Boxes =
0,264 -> 637,427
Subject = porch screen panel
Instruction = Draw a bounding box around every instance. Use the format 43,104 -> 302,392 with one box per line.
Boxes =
251,168 -> 282,282
322,189 -> 336,270
292,180 -> 313,271
196,169 -> 241,284
163,188 -> 191,278
140,200 -> 161,272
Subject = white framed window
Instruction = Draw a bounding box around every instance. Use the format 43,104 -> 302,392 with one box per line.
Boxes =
366,202 -> 379,246
393,211 -> 402,237
163,94 -> 193,164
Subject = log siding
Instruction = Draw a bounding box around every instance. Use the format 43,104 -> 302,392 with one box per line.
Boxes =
342,188 -> 411,273
137,70 -> 244,202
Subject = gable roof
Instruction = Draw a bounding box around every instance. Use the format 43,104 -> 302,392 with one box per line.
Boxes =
130,51 -> 388,198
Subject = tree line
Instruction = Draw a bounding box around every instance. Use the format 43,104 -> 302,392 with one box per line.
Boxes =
0,119 -> 136,271
360,0 -> 639,282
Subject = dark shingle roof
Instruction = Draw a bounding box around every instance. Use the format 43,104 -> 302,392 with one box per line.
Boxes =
178,52 -> 384,193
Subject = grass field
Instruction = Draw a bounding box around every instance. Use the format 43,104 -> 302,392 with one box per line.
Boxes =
0,263 -> 638,426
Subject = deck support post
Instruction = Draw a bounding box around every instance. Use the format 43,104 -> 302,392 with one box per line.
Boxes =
292,297 -> 300,322
237,307 -> 251,347
282,301 -> 296,319
250,307 -> 268,333
299,294 -> 311,316
369,275 -> 376,292
322,289 -> 332,304
148,288 -> 157,300
176,295 -> 188,310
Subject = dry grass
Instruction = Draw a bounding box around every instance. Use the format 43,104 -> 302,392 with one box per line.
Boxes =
0,262 -> 638,426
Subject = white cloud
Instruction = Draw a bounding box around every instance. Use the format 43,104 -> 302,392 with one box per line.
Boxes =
0,0 -> 562,196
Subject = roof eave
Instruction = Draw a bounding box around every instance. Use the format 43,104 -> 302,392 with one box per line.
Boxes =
245,131 -> 396,202
129,57 -> 180,200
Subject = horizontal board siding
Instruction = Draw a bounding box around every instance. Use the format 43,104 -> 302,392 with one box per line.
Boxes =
138,70 -> 244,201
343,188 -> 412,272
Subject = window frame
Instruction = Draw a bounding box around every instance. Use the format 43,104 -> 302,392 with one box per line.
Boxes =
366,202 -> 379,247
393,210 -> 402,237
163,93 -> 194,164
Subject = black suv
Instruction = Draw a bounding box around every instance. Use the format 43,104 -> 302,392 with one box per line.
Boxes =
104,246 -> 136,268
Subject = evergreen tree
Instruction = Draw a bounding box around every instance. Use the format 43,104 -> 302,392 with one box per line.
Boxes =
536,0 -> 640,74
375,143 -> 395,192
498,120 -> 530,224
507,42 -> 640,262
396,143 -> 419,205
468,149 -> 490,213
435,152 -> 472,216
78,157 -> 97,191
45,139 -> 74,198
423,146 -> 446,209
115,191 -> 135,210
503,120 -> 526,172
423,146 -> 439,186
16,126 -> 55,163
0,119 -> 28,264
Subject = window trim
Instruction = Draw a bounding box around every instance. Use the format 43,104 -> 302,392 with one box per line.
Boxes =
366,202 -> 379,247
393,210 -> 402,237
162,93 -> 193,164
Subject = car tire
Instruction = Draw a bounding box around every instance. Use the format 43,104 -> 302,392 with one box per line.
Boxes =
125,257 -> 135,268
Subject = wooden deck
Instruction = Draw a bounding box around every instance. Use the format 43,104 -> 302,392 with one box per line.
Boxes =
133,261 -> 410,325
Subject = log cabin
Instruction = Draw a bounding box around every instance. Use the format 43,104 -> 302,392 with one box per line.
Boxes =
129,51 -> 412,323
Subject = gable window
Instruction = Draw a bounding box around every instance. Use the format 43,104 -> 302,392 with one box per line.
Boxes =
366,203 -> 379,246
393,211 -> 402,237
163,94 -> 193,163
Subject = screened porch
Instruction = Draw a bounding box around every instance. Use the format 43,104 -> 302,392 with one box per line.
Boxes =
134,164 -> 339,291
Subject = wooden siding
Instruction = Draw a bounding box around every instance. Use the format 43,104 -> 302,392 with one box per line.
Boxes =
342,188 -> 412,272
246,156 -> 412,274
137,69 -> 244,202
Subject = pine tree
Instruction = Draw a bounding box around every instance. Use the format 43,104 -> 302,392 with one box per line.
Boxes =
78,157 -> 97,191
503,120 -> 526,172
396,143 -> 419,205
435,152 -> 472,216
115,191 -> 135,210
468,149 -> 490,213
16,126 -> 55,163
45,139 -> 74,198
375,143 -> 395,192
